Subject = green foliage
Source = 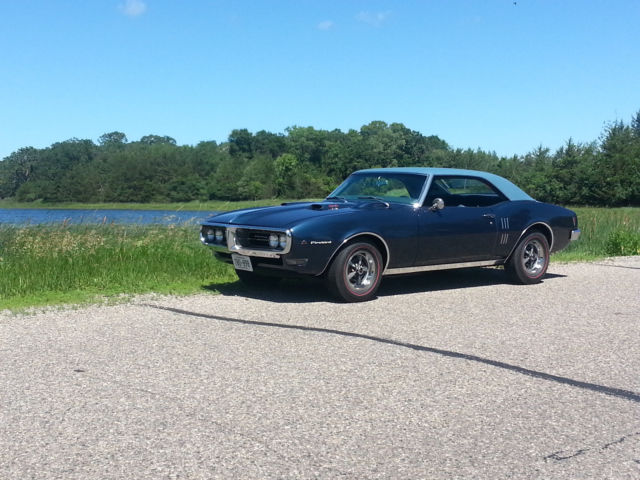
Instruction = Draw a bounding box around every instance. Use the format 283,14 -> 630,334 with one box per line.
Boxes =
98,131 -> 127,147
597,122 -> 640,205
553,207 -> 640,261
139,134 -> 177,145
0,224 -> 237,310
2,111 -> 640,206
605,229 -> 640,256
274,153 -> 299,196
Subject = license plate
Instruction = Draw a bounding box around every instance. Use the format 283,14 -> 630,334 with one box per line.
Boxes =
232,254 -> 253,272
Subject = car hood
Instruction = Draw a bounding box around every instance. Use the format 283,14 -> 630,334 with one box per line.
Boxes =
203,201 -> 380,229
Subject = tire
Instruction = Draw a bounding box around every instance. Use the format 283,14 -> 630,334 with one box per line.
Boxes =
236,270 -> 281,287
326,241 -> 383,302
506,231 -> 550,284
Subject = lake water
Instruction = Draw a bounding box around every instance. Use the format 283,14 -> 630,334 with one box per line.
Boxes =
0,208 -> 217,226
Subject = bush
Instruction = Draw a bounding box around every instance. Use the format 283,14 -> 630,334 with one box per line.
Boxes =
605,228 -> 640,256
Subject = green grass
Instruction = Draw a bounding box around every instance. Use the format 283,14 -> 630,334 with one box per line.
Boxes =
552,207 -> 640,261
0,224 -> 236,311
0,207 -> 638,311
0,198 -> 320,211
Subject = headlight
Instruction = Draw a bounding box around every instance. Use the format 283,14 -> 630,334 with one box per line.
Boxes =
278,234 -> 287,249
215,229 -> 224,242
204,228 -> 215,241
269,233 -> 279,248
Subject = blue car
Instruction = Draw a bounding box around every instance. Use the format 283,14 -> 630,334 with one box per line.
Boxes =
200,168 -> 581,302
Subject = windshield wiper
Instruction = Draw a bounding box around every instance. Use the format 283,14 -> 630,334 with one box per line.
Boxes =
357,196 -> 390,207
325,196 -> 347,202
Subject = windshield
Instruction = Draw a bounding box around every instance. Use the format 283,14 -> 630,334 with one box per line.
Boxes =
328,172 -> 427,205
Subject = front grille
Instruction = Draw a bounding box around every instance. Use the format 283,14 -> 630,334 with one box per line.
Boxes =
235,229 -> 273,249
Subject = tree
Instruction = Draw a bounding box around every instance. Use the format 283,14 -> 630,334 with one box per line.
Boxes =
631,110 -> 640,137
228,129 -> 254,157
358,121 -> 416,168
597,120 -> 640,205
0,147 -> 39,198
285,126 -> 328,166
209,158 -> 243,200
139,135 -> 177,145
98,131 -> 128,147
237,155 -> 276,199
274,153 -> 299,196
253,130 -> 286,158
167,176 -> 206,202
2,113 -> 640,205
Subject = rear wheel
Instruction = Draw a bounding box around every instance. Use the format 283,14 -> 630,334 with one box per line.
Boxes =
326,241 -> 383,302
506,232 -> 549,284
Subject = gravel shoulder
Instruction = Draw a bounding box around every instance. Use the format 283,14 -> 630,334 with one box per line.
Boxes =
1,257 -> 639,479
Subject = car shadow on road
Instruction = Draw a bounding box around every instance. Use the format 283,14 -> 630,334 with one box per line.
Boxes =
144,303 -> 640,405
203,277 -> 326,303
378,267 -> 565,298
203,267 -> 567,304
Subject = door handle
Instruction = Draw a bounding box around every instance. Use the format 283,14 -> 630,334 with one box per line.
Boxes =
483,213 -> 496,225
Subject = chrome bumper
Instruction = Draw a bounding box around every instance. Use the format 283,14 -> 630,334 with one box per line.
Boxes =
201,224 -> 292,258
570,229 -> 581,241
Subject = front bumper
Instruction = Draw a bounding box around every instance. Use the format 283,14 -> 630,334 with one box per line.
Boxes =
201,224 -> 292,258
202,223 -> 336,276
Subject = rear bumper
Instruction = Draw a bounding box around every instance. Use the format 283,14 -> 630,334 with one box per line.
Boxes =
570,228 -> 581,241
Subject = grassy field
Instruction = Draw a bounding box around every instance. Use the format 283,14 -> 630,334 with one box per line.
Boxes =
0,206 -> 638,311
0,224 -> 236,310
552,207 -> 640,261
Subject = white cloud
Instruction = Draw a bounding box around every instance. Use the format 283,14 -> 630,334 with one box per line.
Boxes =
317,20 -> 335,31
356,11 -> 391,27
120,0 -> 147,17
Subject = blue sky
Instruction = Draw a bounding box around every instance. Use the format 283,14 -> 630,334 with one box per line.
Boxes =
1,0 -> 639,160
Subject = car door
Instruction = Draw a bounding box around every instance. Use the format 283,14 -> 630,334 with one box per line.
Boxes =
416,176 -> 503,265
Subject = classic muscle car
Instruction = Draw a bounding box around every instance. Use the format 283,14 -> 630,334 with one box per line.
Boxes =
200,168 -> 580,302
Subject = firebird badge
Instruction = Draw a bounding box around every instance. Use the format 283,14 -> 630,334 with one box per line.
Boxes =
310,240 -> 332,245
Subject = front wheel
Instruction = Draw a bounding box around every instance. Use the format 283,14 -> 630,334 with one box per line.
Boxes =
506,232 -> 550,284
326,241 -> 383,302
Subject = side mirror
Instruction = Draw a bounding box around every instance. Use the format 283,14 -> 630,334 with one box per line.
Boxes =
429,198 -> 445,212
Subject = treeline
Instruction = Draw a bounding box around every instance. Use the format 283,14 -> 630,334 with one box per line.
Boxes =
1,114 -> 639,206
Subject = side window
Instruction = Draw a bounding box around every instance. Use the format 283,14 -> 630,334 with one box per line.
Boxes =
425,176 -> 507,207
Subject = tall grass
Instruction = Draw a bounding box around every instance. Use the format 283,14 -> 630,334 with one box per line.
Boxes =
553,207 -> 640,261
0,224 -> 236,310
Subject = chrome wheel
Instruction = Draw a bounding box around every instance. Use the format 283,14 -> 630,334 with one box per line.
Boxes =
345,249 -> 377,294
326,241 -> 383,302
506,231 -> 549,284
522,238 -> 546,277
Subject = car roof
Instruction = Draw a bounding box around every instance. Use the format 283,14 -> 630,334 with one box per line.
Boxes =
354,167 -> 535,201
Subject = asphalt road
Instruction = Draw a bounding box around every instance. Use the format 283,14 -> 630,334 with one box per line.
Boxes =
1,258 -> 639,479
